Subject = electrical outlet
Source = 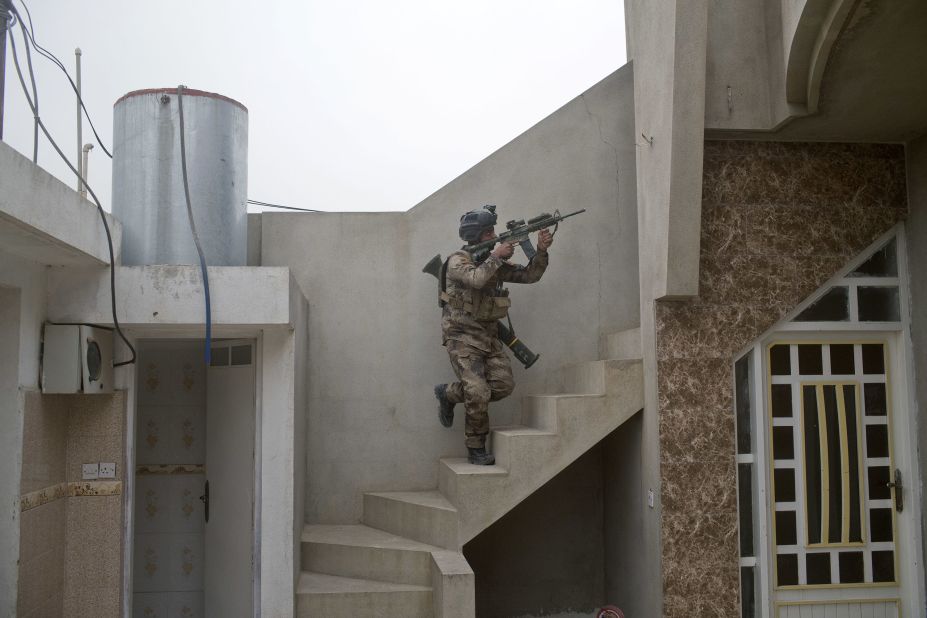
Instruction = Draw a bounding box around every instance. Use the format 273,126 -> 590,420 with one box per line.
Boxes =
99,462 -> 116,479
82,463 -> 99,480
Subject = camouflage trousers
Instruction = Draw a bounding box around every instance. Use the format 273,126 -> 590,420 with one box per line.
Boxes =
444,339 -> 515,448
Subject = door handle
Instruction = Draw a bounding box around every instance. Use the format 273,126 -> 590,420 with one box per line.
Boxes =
199,480 -> 210,523
886,469 -> 903,512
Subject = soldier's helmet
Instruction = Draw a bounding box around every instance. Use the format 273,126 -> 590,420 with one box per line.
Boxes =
459,204 -> 497,243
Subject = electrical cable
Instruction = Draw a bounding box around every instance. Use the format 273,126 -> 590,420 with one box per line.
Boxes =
246,198 -> 321,212
15,1 -> 38,163
6,9 -> 136,367
17,0 -> 113,158
176,85 -> 213,366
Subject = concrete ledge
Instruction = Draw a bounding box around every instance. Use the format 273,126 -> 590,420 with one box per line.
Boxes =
0,141 -> 121,266
46,265 -> 302,329
430,550 -> 475,618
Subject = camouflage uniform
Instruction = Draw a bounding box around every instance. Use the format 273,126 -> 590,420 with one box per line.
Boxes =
442,249 -> 549,448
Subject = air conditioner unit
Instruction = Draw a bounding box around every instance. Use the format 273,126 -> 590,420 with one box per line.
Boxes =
41,324 -> 114,394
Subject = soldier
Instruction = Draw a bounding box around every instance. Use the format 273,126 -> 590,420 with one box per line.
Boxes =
434,205 -> 553,465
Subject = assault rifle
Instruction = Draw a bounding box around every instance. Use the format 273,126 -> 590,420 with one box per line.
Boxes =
466,208 -> 585,261
422,255 -> 540,369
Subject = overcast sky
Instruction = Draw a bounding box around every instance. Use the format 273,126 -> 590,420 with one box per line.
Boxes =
3,0 -> 626,212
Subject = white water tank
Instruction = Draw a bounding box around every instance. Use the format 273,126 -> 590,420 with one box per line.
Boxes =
112,88 -> 248,266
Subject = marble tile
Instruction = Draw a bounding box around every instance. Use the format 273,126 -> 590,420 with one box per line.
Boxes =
19,498 -> 65,561
63,586 -> 121,618
64,494 -> 124,594
702,142 -> 907,209
21,392 -> 67,494
67,434 -> 124,482
656,303 -> 758,361
661,511 -> 739,603
68,391 -> 126,438
658,358 -> 734,413
661,459 -> 737,516
657,140 -> 908,616
697,251 -> 837,310
663,591 -> 739,618
700,203 -> 746,258
659,407 -> 736,465
744,204 -> 902,258
69,480 -> 122,497
19,482 -> 68,511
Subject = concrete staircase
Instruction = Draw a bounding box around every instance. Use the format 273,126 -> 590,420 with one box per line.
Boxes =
297,327 -> 643,617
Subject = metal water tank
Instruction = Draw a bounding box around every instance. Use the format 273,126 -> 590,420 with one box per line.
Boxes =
112,88 -> 248,266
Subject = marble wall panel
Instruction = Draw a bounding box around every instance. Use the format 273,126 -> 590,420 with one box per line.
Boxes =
18,391 -> 128,617
656,141 -> 907,618
62,392 -> 127,618
65,494 -> 123,591
18,393 -> 67,618
17,500 -> 66,618
659,408 -> 735,465
21,392 -> 67,495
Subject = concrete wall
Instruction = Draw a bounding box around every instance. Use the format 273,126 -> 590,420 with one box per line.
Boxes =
261,65 -> 639,525
626,0 -> 707,300
603,411 -> 643,616
463,442 -> 606,617
704,0 -> 774,130
905,133 -> 927,597
0,285 -> 23,616
625,3 -> 712,615
0,251 -> 47,389
260,296 -> 309,617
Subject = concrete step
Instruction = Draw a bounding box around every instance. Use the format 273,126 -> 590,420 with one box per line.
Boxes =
560,358 -> 641,396
489,425 -> 558,471
560,359 -> 607,395
437,457 -> 508,501
520,393 -> 605,432
301,524 -> 440,586
599,327 -> 641,360
363,491 -> 458,549
446,361 -> 644,544
296,571 -> 432,618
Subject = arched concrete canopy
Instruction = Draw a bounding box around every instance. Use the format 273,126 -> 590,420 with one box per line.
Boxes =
784,0 -> 858,111
776,0 -> 927,141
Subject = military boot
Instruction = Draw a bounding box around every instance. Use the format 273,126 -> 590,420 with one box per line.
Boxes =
434,384 -> 455,428
467,446 -> 495,466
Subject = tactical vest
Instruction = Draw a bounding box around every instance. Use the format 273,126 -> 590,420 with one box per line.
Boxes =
439,251 -> 512,321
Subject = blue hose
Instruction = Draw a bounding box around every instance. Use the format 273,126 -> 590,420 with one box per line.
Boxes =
176,85 -> 212,365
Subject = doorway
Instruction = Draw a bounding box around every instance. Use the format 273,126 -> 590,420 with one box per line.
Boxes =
734,230 -> 925,617
131,340 -> 256,618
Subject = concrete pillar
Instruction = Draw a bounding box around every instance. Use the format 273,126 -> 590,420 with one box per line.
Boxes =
0,286 -> 23,615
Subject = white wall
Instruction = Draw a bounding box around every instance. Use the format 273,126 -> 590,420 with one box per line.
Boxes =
0,251 -> 47,389
261,65 -> 639,525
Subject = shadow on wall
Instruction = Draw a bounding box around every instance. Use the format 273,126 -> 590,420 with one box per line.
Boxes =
463,412 -> 642,618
